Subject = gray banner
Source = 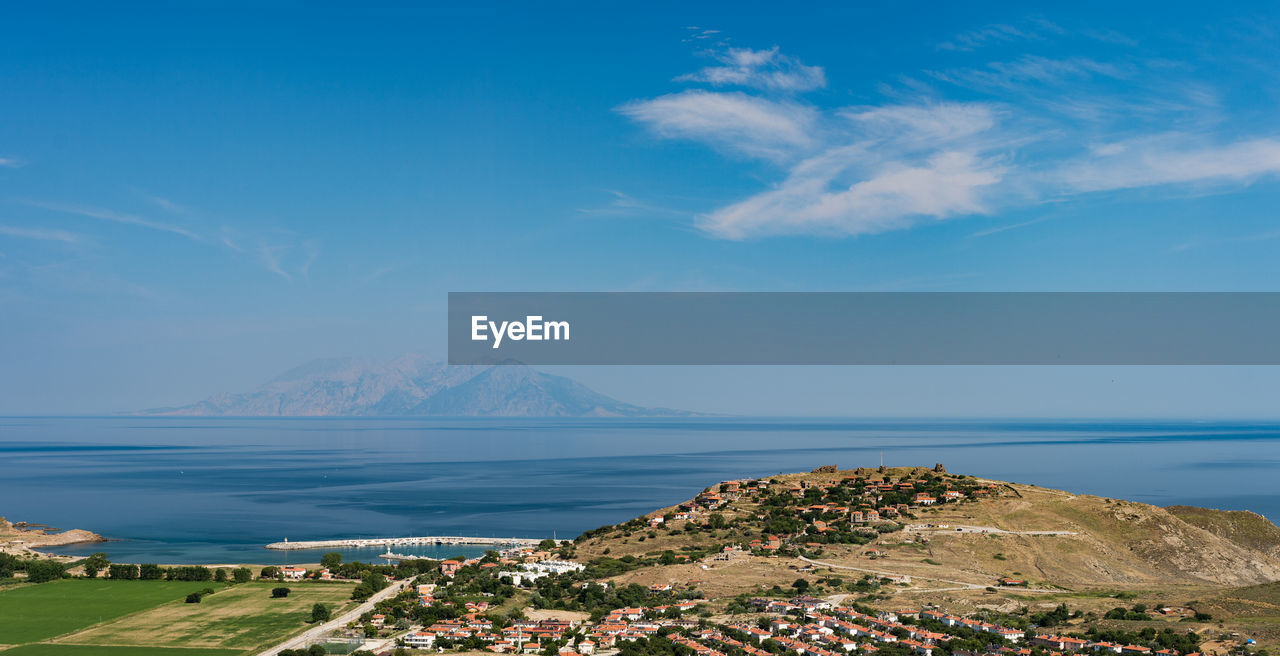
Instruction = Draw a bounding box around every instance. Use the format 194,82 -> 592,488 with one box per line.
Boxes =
448,292 -> 1280,365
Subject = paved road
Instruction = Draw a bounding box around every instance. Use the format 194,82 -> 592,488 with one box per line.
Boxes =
256,578 -> 410,656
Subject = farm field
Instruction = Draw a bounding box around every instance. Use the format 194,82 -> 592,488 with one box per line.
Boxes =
53,581 -> 357,652
0,579 -> 212,644
0,645 -> 240,656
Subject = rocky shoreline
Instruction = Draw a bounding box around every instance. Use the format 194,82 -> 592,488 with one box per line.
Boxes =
1,516 -> 105,559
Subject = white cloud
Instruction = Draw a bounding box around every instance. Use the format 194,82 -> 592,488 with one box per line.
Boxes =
617,90 -> 817,160
620,39 -> 1280,240
677,46 -> 826,92
701,149 -> 1004,238
1057,136 -> 1280,192
0,225 -> 80,243
842,102 -> 1000,146
0,156 -> 25,168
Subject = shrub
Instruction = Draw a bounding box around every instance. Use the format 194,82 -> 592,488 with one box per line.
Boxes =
272,586 -> 291,598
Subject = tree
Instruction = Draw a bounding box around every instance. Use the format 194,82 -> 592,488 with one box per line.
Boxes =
214,568 -> 229,582
232,567 -> 252,583
185,592 -> 203,603
108,563 -> 139,580
139,563 -> 166,580
26,559 -> 66,583
321,552 -> 344,569
539,539 -> 558,550
311,602 -> 332,623
260,566 -> 279,579
83,552 -> 109,578
791,578 -> 810,592
272,586 -> 291,598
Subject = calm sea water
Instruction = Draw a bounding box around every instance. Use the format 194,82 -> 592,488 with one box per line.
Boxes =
1,417 -> 1277,565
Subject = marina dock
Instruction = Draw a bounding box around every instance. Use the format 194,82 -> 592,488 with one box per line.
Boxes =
264,535 -> 549,551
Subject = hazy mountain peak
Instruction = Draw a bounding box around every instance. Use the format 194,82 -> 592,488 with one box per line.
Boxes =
144,356 -> 690,418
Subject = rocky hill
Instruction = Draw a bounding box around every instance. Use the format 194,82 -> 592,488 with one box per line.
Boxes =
142,354 -> 689,417
569,466 -> 1280,594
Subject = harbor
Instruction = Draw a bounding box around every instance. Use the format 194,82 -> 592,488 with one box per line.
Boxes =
264,535 -> 550,551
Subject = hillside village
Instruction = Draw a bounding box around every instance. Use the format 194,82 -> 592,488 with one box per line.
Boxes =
5,465 -> 1277,656
274,466 -> 1274,656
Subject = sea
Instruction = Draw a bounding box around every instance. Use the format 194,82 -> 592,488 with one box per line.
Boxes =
1,417 -> 1277,565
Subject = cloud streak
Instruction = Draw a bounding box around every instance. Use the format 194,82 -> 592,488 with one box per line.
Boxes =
677,46 -> 826,92
618,90 -> 817,160
619,34 -> 1280,240
0,225 -> 80,243
26,200 -> 202,240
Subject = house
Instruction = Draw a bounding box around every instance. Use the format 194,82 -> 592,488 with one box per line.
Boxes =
404,632 -> 436,648
370,613 -> 386,627
913,493 -> 937,505
579,639 -> 596,654
279,566 -> 306,580
441,560 -> 462,576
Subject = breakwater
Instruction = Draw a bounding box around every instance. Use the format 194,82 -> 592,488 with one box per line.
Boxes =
264,535 -> 548,551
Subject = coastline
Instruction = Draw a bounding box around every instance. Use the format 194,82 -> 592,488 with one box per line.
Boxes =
1,516 -> 105,562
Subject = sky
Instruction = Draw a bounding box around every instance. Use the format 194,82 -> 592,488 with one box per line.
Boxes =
3,1 -> 1280,416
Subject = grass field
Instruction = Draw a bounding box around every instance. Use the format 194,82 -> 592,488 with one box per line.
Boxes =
0,645 -> 241,656
0,579 -> 212,644
55,581 -> 356,652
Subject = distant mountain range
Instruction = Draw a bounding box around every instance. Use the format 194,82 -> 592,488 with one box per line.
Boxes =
143,354 -> 691,417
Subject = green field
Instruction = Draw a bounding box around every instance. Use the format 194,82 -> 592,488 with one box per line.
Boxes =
55,581 -> 356,651
0,646 -> 240,656
0,579 -> 212,644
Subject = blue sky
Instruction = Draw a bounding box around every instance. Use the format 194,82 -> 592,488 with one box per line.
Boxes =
4,2 -> 1280,415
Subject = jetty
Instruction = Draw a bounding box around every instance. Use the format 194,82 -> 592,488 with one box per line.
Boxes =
264,535 -> 548,551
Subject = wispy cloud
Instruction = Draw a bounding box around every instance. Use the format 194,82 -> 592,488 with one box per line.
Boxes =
618,90 -> 817,161
1171,228 -> 1280,253
0,156 -> 25,169
937,19 -> 1063,52
702,148 -> 1005,238
1055,135 -> 1280,192
619,32 -> 1280,240
576,190 -> 688,218
358,264 -> 394,286
969,216 -> 1051,238
256,245 -> 291,280
299,239 -> 321,281
0,225 -> 80,243
26,200 -> 201,240
677,46 -> 826,92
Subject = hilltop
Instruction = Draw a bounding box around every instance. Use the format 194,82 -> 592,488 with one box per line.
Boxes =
569,465 -> 1280,599
141,354 -> 693,417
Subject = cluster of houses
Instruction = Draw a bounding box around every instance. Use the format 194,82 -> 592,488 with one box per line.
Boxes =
402,596 -> 1203,656
668,474 -> 1000,540
402,617 -> 582,651
400,604 -> 707,653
